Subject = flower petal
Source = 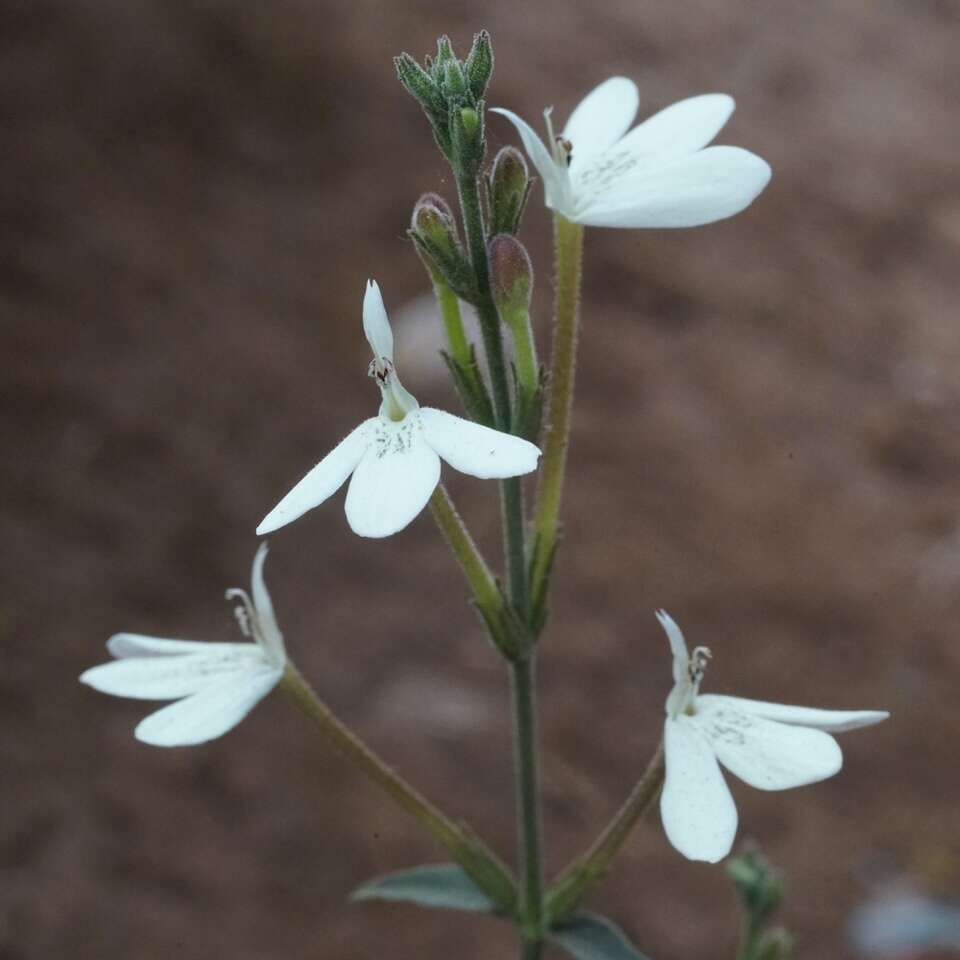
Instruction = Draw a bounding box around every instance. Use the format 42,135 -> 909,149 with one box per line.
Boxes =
363,279 -> 394,362
698,694 -> 889,733
661,715 -> 738,863
563,76 -> 639,172
250,542 -> 285,665
134,667 -> 282,747
489,107 -> 566,212
344,416 -> 441,537
695,699 -> 842,790
575,145 -> 771,228
80,647 -> 266,700
106,633 -> 232,659
655,609 -> 688,688
257,420 -> 373,535
419,408 -> 540,479
600,94 -> 734,167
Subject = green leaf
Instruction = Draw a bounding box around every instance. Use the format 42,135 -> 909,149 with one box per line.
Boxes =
550,913 -> 651,960
351,863 -> 498,913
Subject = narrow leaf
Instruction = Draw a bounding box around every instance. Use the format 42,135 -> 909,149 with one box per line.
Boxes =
550,912 -> 651,960
352,863 -> 497,913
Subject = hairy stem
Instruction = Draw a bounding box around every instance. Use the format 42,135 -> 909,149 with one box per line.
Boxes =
281,661 -> 517,913
430,483 -> 502,614
455,170 -> 529,616
435,277 -> 472,367
546,742 -> 665,923
511,656 -> 545,948
530,214 -> 584,616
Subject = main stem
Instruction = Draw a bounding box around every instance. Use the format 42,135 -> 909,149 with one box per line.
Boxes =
455,168 -> 528,616
454,147 -> 540,958
530,214 -> 584,610
511,656 -> 544,954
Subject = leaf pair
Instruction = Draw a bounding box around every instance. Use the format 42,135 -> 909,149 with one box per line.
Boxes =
353,863 -> 650,959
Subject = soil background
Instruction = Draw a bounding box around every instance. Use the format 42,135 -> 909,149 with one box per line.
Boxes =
3,1 -> 959,958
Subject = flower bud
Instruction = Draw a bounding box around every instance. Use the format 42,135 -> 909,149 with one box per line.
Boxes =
726,849 -> 784,929
410,193 -> 461,264
464,30 -> 493,100
459,107 -> 480,139
488,234 -> 532,318
488,146 -> 532,235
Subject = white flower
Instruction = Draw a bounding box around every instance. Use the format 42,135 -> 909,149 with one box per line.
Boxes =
257,280 -> 541,539
655,610 -> 888,863
80,544 -> 286,747
491,77 -> 771,228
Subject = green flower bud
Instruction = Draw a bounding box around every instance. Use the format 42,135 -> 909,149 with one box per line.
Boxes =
443,60 -> 467,98
488,145 -> 532,235
464,30 -> 493,100
460,107 -> 480,139
488,234 -> 532,318
727,849 -> 785,929
411,193 -> 461,262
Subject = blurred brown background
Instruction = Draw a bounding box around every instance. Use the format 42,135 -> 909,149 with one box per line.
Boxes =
3,0 -> 959,957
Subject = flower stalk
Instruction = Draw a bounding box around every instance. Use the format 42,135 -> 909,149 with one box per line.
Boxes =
280,661 -> 518,914
529,214 -> 584,623
545,742 -> 665,924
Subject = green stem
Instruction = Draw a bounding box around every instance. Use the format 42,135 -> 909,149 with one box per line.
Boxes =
436,278 -> 471,368
511,656 -> 544,949
546,742 -> 665,923
505,306 -> 539,401
280,661 -> 517,914
456,171 -> 511,431
530,214 -> 584,616
429,484 -> 502,615
455,168 -> 528,616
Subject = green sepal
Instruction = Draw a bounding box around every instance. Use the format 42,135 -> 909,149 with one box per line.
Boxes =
441,347 -> 495,427
352,863 -> 498,914
432,35 -> 456,78
449,96 -> 486,178
410,231 -> 478,304
549,912 -> 651,960
394,52 -> 452,157
442,59 -> 468,99
464,30 -> 494,100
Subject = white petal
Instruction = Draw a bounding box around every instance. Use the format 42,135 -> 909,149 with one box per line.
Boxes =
655,609 -> 689,687
598,94 -> 734,168
575,145 -> 771,228
257,420 -> 373,535
419,408 -> 540,479
698,694 -> 889,733
134,668 -> 282,747
563,77 -> 639,173
250,542 -> 285,665
363,279 -> 394,362
344,415 -> 441,537
80,647 -> 266,700
661,716 -> 738,863
106,633 -> 233,659
694,699 -> 842,790
489,107 -> 567,212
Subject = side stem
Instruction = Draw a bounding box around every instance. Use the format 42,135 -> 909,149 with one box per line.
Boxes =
530,214 -> 584,617
545,742 -> 665,923
280,661 -> 517,914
